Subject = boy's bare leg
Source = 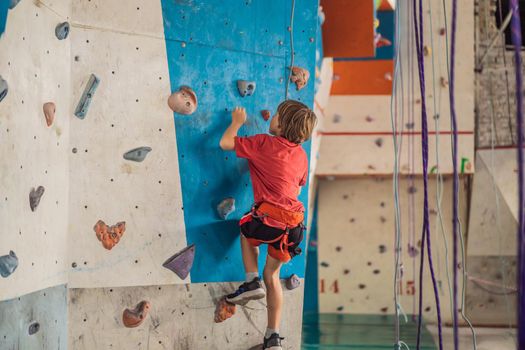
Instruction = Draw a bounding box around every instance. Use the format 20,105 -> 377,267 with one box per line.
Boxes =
241,235 -> 259,273
263,254 -> 283,330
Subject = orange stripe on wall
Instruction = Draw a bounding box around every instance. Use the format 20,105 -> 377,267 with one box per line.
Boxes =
331,60 -> 394,95
321,0 -> 375,58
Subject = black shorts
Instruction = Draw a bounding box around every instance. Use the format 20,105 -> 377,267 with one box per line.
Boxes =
239,212 -> 304,262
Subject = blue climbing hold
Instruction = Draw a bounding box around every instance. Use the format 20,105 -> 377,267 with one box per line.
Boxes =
237,80 -> 256,97
0,251 -> 18,278
217,197 -> 235,220
9,0 -> 21,9
0,75 -> 8,103
123,146 -> 152,162
74,74 -> 100,119
55,22 -> 70,40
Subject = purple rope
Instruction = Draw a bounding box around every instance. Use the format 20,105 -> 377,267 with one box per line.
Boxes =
508,1 -> 525,348
448,0 -> 459,349
412,1 -> 444,349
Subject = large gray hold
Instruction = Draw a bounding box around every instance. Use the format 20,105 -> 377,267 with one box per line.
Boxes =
0,251 -> 18,278
29,186 -> 45,212
0,75 -> 8,103
123,146 -> 152,162
217,197 -> 235,220
55,22 -> 70,40
285,274 -> 301,290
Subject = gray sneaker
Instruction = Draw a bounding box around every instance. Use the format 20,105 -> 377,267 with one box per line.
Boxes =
225,277 -> 266,305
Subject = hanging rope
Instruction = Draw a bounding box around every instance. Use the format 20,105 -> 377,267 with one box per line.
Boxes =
285,0 -> 296,100
507,0 -> 525,348
412,1 -> 444,349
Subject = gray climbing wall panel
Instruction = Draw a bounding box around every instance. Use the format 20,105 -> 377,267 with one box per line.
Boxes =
68,281 -> 304,349
0,284 -> 67,350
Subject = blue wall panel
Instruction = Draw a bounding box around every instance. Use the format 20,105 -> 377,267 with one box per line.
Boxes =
0,0 -> 8,37
161,0 -> 319,283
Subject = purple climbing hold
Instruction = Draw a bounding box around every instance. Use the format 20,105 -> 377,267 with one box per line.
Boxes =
28,322 -> 40,335
408,244 -> 419,258
285,274 -> 301,290
0,250 -> 18,278
217,197 -> 235,220
162,244 -> 195,280
29,186 -> 45,212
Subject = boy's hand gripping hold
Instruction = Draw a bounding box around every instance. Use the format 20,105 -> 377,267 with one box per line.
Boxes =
219,107 -> 246,151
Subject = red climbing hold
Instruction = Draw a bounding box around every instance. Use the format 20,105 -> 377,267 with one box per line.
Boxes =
261,110 -> 271,121
289,66 -> 310,91
43,102 -> 56,127
93,220 -> 126,250
122,300 -> 151,328
168,86 -> 197,115
214,297 -> 236,323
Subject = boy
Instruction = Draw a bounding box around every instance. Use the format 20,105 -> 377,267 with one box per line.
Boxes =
219,100 -> 317,350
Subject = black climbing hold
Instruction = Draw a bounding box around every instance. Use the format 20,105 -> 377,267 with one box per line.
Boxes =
375,138 -> 383,147
74,74 -> 100,119
237,80 -> 256,97
72,262 -> 77,268
320,261 -> 329,267
0,76 -> 8,103
55,22 -> 70,40
9,0 -> 21,9
333,114 -> 341,123
358,284 -> 366,289
343,269 -> 350,275
336,306 -> 344,311
29,186 -> 45,212
123,147 -> 152,162
378,245 -> 386,253
217,198 -> 235,220
335,246 -> 342,252
0,251 -> 18,278
373,269 -> 381,274
28,322 -> 40,335
162,244 -> 195,280
285,274 -> 300,290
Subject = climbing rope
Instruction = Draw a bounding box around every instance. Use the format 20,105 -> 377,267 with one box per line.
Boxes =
507,0 -> 525,348
285,0 -> 296,100
412,1 -> 443,349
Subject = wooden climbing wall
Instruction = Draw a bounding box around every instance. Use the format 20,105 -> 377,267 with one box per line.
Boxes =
317,0 -> 475,176
0,0 -> 71,301
317,176 -> 468,324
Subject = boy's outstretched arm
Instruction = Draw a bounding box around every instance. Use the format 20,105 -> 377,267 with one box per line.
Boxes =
219,107 -> 247,150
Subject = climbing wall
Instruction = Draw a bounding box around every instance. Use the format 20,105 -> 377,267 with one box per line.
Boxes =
316,176 -> 468,324
0,0 -> 71,301
317,0 -> 475,176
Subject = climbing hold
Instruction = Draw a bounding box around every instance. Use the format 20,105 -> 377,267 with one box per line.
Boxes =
407,186 -> 417,194
237,80 -> 256,97
423,46 -> 431,56
217,197 -> 235,220
405,122 -> 415,129
162,244 -> 195,279
378,245 -> 386,253
55,22 -> 70,40
374,33 -> 392,48
261,110 -> 271,121
93,220 -> 126,250
0,251 -> 18,277
375,138 -> 383,147
214,297 -> 236,323
430,165 -> 438,174
289,66 -> 310,91
335,246 -> 342,252
28,322 -> 40,335
123,146 -> 152,162
343,269 -> 350,275
336,306 -> 344,311
9,0 -> 20,9
43,102 -> 56,127
0,76 -> 8,103
365,115 -> 374,122
440,77 -> 448,88
384,72 -> 392,81
408,245 -> 419,257
168,86 -> 198,115
29,186 -> 45,212
285,274 -> 301,290
74,74 -> 100,119
333,114 -> 341,123
439,28 -> 446,36
320,261 -> 329,267
122,300 -> 151,328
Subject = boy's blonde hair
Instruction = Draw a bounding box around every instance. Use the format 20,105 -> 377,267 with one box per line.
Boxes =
277,100 -> 317,144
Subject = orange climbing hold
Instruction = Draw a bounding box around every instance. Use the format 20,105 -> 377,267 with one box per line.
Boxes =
290,66 -> 310,91
214,297 -> 236,323
43,102 -> 56,127
93,220 -> 126,250
122,300 -> 151,328
261,110 -> 271,121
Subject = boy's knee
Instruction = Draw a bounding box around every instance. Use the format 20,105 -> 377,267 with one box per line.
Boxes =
263,269 -> 279,287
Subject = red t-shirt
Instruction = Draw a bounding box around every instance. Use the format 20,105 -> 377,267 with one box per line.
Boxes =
235,134 -> 308,229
